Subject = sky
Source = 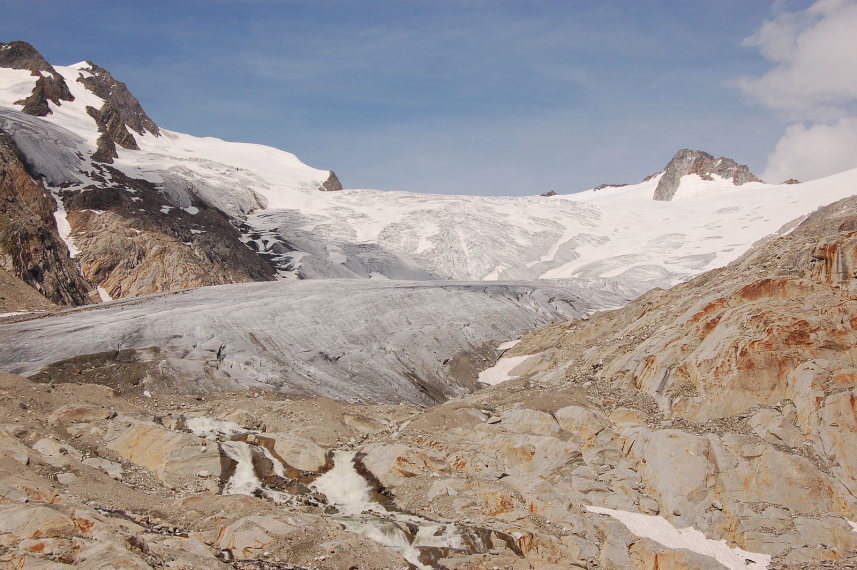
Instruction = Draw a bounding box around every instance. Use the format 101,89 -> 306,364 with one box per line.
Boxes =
2,0 -> 856,196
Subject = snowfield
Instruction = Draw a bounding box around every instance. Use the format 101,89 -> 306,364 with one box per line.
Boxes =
4,63 -> 857,293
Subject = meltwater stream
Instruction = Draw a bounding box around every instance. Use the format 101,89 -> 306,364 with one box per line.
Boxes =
188,417 -> 495,568
313,450 -> 428,568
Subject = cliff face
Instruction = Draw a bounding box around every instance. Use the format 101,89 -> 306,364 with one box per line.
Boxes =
0,131 -> 97,305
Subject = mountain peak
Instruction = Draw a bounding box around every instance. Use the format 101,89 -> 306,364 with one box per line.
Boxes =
0,40 -> 74,116
73,60 -> 160,163
652,148 -> 763,201
0,41 -> 52,72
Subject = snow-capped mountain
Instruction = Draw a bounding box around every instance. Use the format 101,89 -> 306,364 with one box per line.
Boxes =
2,41 -> 857,307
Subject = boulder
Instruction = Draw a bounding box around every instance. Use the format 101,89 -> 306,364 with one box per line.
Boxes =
106,418 -> 222,483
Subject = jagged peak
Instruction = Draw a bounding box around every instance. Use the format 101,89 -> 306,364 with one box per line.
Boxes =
0,40 -> 74,116
651,148 -> 763,201
320,170 -> 343,192
74,60 -> 159,138
0,41 -> 53,73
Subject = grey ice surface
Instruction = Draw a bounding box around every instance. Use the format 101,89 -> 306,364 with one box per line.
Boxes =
0,108 -> 87,186
0,278 -> 637,405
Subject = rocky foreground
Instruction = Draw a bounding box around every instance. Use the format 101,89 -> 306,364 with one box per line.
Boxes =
4,198 -> 857,569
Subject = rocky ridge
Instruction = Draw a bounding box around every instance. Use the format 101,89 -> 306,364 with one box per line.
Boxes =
652,148 -> 763,201
0,41 -> 74,117
76,61 -> 160,163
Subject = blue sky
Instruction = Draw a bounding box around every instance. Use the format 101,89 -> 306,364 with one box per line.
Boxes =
4,0 -> 848,195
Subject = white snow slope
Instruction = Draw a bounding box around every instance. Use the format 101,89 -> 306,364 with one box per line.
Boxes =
3,62 -> 857,293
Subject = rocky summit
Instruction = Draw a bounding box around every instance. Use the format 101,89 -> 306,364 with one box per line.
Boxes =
651,148 -> 763,201
3,40 -> 857,570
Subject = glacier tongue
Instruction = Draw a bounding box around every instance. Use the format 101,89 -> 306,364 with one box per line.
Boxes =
0,278 -> 636,405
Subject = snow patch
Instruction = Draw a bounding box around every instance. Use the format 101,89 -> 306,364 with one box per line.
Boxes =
51,191 -> 79,257
478,354 -> 534,385
586,505 -> 771,570
96,287 -> 112,302
496,339 -> 521,351
185,416 -> 245,439
0,312 -> 28,318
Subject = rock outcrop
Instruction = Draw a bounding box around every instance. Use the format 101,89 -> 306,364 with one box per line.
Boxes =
75,61 -> 160,163
0,41 -> 74,117
0,130 -> 97,305
62,165 -> 276,299
319,170 -> 343,192
652,148 -> 763,201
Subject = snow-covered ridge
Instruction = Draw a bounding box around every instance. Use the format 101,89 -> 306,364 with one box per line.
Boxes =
3,47 -> 857,295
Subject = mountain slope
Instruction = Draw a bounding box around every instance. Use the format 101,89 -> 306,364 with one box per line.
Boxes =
0,42 -> 338,303
4,41 -> 857,306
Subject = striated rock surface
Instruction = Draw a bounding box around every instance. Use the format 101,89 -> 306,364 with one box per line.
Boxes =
652,148 -> 763,201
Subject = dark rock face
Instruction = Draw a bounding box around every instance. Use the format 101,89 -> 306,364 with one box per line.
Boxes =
76,62 -> 159,137
538,190 -> 558,197
320,170 -> 342,192
0,41 -> 74,117
75,61 -> 159,163
1,107 -> 278,303
62,165 -> 277,299
0,130 -> 96,305
593,183 -> 628,191
652,148 -> 763,201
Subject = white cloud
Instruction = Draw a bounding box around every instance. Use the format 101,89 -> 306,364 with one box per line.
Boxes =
762,117 -> 857,182
739,0 -> 857,181
739,0 -> 857,121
